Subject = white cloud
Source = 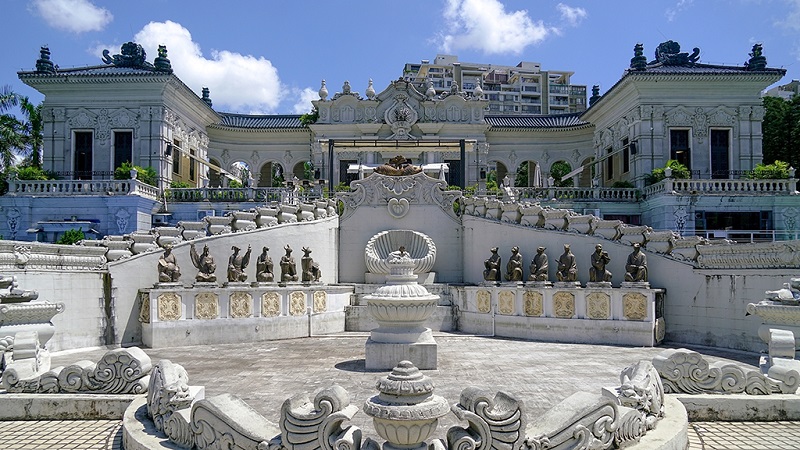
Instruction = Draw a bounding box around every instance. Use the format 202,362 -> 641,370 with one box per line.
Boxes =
292,88 -> 319,114
776,0 -> 800,31
31,0 -> 112,33
438,0 -> 554,54
665,0 -> 693,22
120,21 -> 282,114
557,3 -> 587,27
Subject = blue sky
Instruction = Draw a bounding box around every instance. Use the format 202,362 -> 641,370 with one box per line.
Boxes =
2,0 -> 799,115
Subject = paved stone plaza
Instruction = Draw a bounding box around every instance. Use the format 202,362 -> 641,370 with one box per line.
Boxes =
2,333 -> 800,449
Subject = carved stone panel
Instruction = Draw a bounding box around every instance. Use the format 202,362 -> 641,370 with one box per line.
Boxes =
261,292 -> 280,317
290,291 -> 307,316
523,291 -> 543,317
553,292 -> 575,318
476,290 -> 491,313
498,291 -> 515,315
139,292 -> 151,324
623,293 -> 648,321
230,292 -> 252,318
313,291 -> 327,313
586,292 -> 611,320
195,293 -> 219,319
157,292 -> 181,321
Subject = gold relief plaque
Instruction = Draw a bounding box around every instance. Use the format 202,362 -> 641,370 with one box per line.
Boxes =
523,291 -> 543,317
138,292 -> 151,323
498,291 -> 515,315
623,293 -> 648,321
553,292 -> 575,319
195,292 -> 219,319
290,291 -> 307,316
230,292 -> 253,318
157,292 -> 181,321
476,290 -> 491,313
261,292 -> 280,317
586,292 -> 611,320
313,291 -> 327,313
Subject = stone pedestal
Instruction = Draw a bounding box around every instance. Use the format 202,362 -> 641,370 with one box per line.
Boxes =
365,332 -> 437,370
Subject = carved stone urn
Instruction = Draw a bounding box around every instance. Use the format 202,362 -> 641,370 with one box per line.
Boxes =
363,361 -> 449,450
365,255 -> 439,369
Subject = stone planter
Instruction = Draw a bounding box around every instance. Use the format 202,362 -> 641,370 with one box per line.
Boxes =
256,207 -> 279,228
326,199 -> 338,217
155,227 -> 183,248
542,208 -> 569,231
205,215 -> 232,235
669,235 -> 705,262
178,221 -> 207,241
127,231 -> 158,254
619,225 -> 652,246
103,236 -> 132,261
646,230 -> 677,254
500,202 -> 521,224
472,197 -> 487,217
461,197 -> 475,216
314,201 -> 328,219
0,301 -> 65,347
566,214 -> 595,235
484,198 -> 502,220
747,300 -> 800,347
279,204 -> 298,224
297,203 -> 315,222
520,203 -> 544,227
232,211 -> 257,232
592,218 -> 622,240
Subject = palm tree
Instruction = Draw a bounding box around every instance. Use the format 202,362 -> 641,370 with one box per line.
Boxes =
0,85 -> 22,172
17,96 -> 43,168
0,86 -> 44,170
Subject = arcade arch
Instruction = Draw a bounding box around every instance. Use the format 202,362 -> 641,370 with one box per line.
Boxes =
258,161 -> 285,187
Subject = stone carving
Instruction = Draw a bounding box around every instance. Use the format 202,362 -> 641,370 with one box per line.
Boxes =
586,292 -> 611,319
261,292 -> 280,317
190,393 -> 279,449
622,293 -> 647,321
505,247 -> 524,282
630,43 -> 647,70
365,230 -> 436,276
523,291 -> 543,316
528,247 -> 549,282
556,244 -> 577,282
652,40 -> 700,65
652,348 -> 799,395
290,291 -> 306,316
483,247 -> 501,283
230,292 -> 252,318
448,388 -> 526,450
589,244 -> 612,283
498,291 -> 515,315
3,347 -> 151,394
256,246 -> 275,282
375,155 -> 422,176
476,290 -> 491,313
227,245 -> 252,283
157,246 -> 181,283
313,291 -> 327,313
526,392 -> 620,450
553,292 -> 575,318
190,243 -> 217,283
195,292 -> 219,319
281,385 -> 360,450
281,245 -> 299,282
624,244 -> 648,283
387,197 -> 411,219
301,247 -> 322,283
147,360 -> 193,433
158,292 -> 181,321
615,360 -> 664,430
746,43 -> 767,70
139,292 -> 151,324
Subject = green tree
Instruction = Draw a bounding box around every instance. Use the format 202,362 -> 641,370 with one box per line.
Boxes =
645,160 -> 691,185
17,97 -> 43,168
56,228 -> 85,245
550,161 -> 574,187
750,160 -> 790,179
0,85 -> 22,173
514,161 -> 529,187
762,95 -> 800,168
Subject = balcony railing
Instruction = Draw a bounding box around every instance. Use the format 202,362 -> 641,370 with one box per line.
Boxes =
6,179 -> 159,200
643,178 -> 797,197
165,187 -> 298,203
512,187 -> 641,202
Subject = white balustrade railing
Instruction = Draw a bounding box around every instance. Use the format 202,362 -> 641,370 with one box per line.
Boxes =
7,179 -> 159,200
643,178 -> 798,197
514,187 -> 640,202
165,187 -> 297,203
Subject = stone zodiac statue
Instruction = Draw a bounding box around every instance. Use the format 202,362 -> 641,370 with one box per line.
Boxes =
280,245 -> 299,282
505,246 -> 524,281
301,247 -> 322,283
529,247 -> 549,282
483,247 -> 501,282
589,244 -> 612,283
624,243 -> 648,282
190,243 -> 217,282
227,245 -> 252,283
556,244 -> 577,282
157,246 -> 181,283
256,246 -> 274,282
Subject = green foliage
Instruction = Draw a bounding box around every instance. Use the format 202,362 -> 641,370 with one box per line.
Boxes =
645,160 -> 690,185
114,161 -> 158,186
303,161 -> 314,181
299,108 -> 319,126
228,179 -> 242,188
56,228 -> 84,245
0,87 -> 43,171
485,170 -> 500,193
515,161 -> 529,187
334,182 -> 350,192
762,95 -> 800,168
750,160 -> 790,179
169,180 -> 193,188
14,165 -> 56,180
611,180 -> 635,188
550,161 -> 574,187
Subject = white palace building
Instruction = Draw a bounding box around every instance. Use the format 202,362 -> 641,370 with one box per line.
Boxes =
1,39 -> 795,242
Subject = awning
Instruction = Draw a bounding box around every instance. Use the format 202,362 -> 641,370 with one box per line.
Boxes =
346,163 -> 449,174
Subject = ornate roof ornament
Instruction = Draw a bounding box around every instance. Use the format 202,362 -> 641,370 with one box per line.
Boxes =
365,78 -> 376,100
201,87 -> 212,108
331,80 -> 361,100
589,85 -> 601,107
318,80 -> 328,101
425,81 -> 436,99
153,45 -> 173,73
473,82 -> 484,99
35,46 -> 56,74
746,43 -> 767,71
630,43 -> 647,71
102,42 -> 152,68
651,40 -> 700,66
385,94 -> 419,140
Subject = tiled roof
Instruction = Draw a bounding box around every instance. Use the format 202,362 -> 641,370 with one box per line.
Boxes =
216,113 -> 305,129
485,113 -> 589,129
633,62 -> 786,76
19,65 -> 169,77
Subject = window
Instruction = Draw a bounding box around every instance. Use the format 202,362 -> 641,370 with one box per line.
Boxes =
710,129 -> 730,179
606,147 -> 613,180
669,129 -> 691,170
189,149 -> 196,181
74,131 -> 93,180
622,138 -> 630,173
172,139 -> 181,174
113,131 -> 133,170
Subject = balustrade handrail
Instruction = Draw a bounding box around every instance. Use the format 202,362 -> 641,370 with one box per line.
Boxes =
7,178 -> 160,200
643,177 -> 798,197
165,186 -> 301,203
514,187 -> 641,202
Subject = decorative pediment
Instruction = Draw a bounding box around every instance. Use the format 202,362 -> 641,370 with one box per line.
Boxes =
707,106 -> 737,126
67,108 -> 98,128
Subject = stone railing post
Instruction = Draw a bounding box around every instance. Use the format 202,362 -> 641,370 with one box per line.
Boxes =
789,167 -> 797,194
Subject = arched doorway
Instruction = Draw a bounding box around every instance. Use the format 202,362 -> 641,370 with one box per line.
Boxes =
550,160 -> 573,187
292,161 -> 313,182
258,162 -> 284,187
515,161 -> 544,187
487,161 -> 508,189
229,161 -> 251,187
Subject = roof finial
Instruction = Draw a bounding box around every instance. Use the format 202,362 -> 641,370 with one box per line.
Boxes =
201,87 -> 212,108
746,43 -> 767,71
589,85 -> 601,106
154,44 -> 173,73
36,46 -> 56,74
630,43 -> 647,71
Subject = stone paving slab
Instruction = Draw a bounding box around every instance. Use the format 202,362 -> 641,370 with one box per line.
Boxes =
0,419 -> 122,449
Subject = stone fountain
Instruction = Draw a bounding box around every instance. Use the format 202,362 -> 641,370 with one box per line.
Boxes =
365,248 -> 440,370
747,276 -> 800,347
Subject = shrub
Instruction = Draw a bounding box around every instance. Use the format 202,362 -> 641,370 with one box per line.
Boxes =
56,228 -> 84,245
169,180 -> 193,188
228,179 -> 242,188
114,162 -> 157,186
645,160 -> 690,185
611,180 -> 635,188
14,165 -> 57,180
750,160 -> 790,179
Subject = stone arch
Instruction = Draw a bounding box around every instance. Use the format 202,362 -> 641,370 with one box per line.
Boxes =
258,161 -> 285,187
208,158 -> 222,187
487,160 -> 508,187
550,160 -> 574,187
228,161 -> 252,187
516,160 -> 545,187
292,161 -> 312,182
